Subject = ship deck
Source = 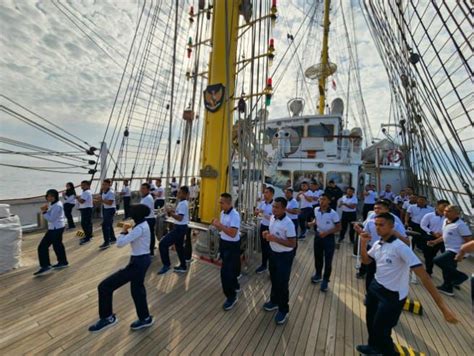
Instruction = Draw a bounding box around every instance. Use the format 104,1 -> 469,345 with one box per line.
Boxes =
0,225 -> 473,355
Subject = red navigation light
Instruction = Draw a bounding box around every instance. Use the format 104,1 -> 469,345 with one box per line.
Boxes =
267,77 -> 273,87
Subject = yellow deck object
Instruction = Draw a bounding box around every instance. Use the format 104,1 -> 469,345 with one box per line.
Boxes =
395,343 -> 426,356
403,298 -> 423,315
76,230 -> 85,237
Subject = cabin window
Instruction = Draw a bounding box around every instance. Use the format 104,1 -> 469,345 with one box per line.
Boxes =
307,124 -> 334,141
264,127 -> 278,144
293,171 -> 324,190
291,126 -> 304,139
326,171 -> 352,191
266,170 -> 291,191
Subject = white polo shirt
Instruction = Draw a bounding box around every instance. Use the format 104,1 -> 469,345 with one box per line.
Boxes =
79,189 -> 93,209
102,189 -> 116,210
269,214 -> 296,253
286,198 -> 299,220
402,201 -> 416,211
43,201 -> 65,230
140,194 -> 155,219
314,207 -> 340,233
258,200 -> 273,226
189,184 -> 199,199
298,191 -> 313,209
63,193 -> 76,205
394,195 -> 407,205
364,219 -> 407,246
407,205 -> 434,224
175,200 -> 189,225
155,186 -> 165,201
310,189 -> 324,206
379,191 -> 395,201
442,218 -> 472,253
116,221 -> 150,256
219,208 -> 241,242
341,195 -> 358,212
369,237 -> 422,300
420,212 -> 445,235
149,183 -> 157,192
364,190 -> 376,204
121,186 -> 131,197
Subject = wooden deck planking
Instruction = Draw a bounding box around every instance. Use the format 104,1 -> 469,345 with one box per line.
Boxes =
0,225 -> 473,355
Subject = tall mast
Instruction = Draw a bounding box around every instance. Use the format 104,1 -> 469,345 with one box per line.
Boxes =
198,0 -> 241,223
318,0 -> 331,114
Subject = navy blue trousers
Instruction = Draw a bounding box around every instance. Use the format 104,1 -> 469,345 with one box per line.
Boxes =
269,249 -> 295,313
366,280 -> 405,356
259,224 -> 270,267
159,224 -> 187,267
298,207 -> 313,236
101,208 -> 116,244
434,251 -> 468,288
79,207 -> 93,239
220,239 -> 241,300
123,196 -> 131,219
313,233 -> 335,282
146,218 -> 156,255
98,254 -> 151,320
38,228 -> 68,267
63,203 -> 75,228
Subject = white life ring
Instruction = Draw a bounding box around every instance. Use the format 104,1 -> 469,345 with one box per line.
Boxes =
387,149 -> 403,163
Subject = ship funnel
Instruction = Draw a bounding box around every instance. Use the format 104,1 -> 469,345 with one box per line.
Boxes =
287,98 -> 305,117
330,98 -> 344,116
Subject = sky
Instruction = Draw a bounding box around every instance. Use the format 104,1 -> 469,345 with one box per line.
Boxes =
0,0 -> 392,199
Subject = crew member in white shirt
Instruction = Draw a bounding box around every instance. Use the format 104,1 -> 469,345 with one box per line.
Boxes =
284,188 -> 300,236
62,182 -> 76,229
297,181 -> 313,239
405,195 -> 434,250
379,184 -> 395,201
309,194 -> 341,292
76,180 -> 93,245
338,187 -> 358,244
97,179 -> 117,250
158,186 -> 190,275
362,184 -> 377,220
212,193 -> 241,311
139,183 -> 156,255
170,177 -> 178,197
255,186 -> 274,274
153,178 -> 165,209
420,200 -> 449,276
120,179 -> 131,219
309,180 -> 324,209
34,189 -> 68,276
357,212 -> 457,356
261,197 -> 297,325
431,205 -> 472,296
88,204 -> 153,333
402,194 -> 417,221
394,189 -> 408,219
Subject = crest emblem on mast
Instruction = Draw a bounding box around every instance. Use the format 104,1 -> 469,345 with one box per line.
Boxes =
203,84 -> 225,113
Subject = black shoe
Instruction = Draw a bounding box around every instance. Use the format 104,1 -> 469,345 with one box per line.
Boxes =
52,263 -> 69,269
453,274 -> 468,287
99,243 -> 111,250
110,239 -> 117,245
88,315 -> 118,333
79,238 -> 91,245
33,266 -> 52,276
173,265 -> 187,273
356,272 -> 365,279
436,284 -> 454,297
356,344 -> 381,355
223,298 -> 238,311
130,316 -> 154,330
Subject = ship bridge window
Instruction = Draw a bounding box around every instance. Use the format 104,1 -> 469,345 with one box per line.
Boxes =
326,171 -> 352,191
264,127 -> 278,144
293,171 -> 324,190
265,170 -> 290,193
308,124 -> 334,141
291,126 -> 304,138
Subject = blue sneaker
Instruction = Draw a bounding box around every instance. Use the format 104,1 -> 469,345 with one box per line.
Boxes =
223,298 -> 238,311
255,265 -> 267,274
173,265 -> 187,273
157,265 -> 171,275
275,311 -> 288,325
311,274 -> 322,284
130,316 -> 154,330
320,280 -> 329,292
235,284 -> 241,293
263,301 -> 278,311
88,315 -> 118,333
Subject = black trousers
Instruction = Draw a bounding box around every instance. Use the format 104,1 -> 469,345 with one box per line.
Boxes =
313,233 -> 335,282
269,249 -> 295,313
298,207 -> 313,237
98,254 -> 151,320
434,251 -> 468,288
101,208 -> 116,244
146,218 -> 156,255
259,224 -> 270,268
184,227 -> 193,261
38,228 -> 68,267
409,222 -> 424,250
79,208 -> 93,239
362,204 -> 374,220
423,235 -> 445,275
291,219 -> 299,250
366,280 -> 405,356
220,239 -> 241,300
340,211 -> 357,242
365,259 -> 377,291
159,224 -> 187,267
123,196 -> 131,219
63,203 -> 75,228
154,199 -> 165,209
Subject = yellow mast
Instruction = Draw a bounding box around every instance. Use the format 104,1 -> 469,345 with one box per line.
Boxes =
318,0 -> 331,114
198,0 -> 240,223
